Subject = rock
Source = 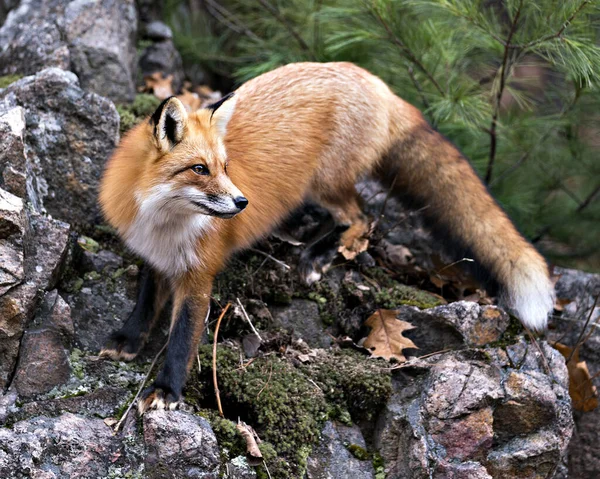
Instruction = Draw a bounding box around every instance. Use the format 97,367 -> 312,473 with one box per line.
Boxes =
9,386 -> 129,423
0,188 -> 24,295
0,68 -> 119,227
397,302 -> 510,353
0,106 -> 27,198
139,39 -> 185,93
145,20 -> 173,40
0,281 -> 41,388
24,212 -> 70,290
547,267 -> 600,478
0,390 -> 17,424
11,327 -> 71,397
143,410 -> 220,478
0,0 -> 138,102
0,412 -> 140,477
306,421 -> 375,478
225,457 -> 257,478
66,260 -> 139,353
80,248 -> 124,274
271,299 -> 331,348
11,289 -> 73,397
375,342 -> 572,478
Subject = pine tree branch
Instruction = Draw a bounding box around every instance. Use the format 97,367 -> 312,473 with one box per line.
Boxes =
504,1 -> 591,49
490,91 -> 582,186
204,0 -> 263,43
256,0 -> 316,60
370,5 -> 445,97
576,184 -> 600,213
485,0 -> 524,184
407,64 -> 434,124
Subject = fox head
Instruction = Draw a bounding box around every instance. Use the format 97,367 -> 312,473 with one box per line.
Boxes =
136,93 -> 247,220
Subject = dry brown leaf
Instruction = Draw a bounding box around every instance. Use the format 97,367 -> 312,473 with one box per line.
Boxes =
553,342 -> 598,412
363,309 -> 418,362
338,237 -> 369,260
553,298 -> 573,312
143,72 -> 174,99
236,420 -> 263,466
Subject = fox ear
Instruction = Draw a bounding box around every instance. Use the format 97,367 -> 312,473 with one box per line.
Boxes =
150,96 -> 188,152
208,92 -> 237,138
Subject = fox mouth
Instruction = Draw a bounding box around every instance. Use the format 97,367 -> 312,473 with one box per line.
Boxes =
192,201 -> 239,219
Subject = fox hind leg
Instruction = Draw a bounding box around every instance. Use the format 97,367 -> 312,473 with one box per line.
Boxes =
100,266 -> 170,361
299,188 -> 371,283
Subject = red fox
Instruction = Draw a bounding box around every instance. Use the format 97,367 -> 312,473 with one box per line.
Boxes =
99,62 -> 555,412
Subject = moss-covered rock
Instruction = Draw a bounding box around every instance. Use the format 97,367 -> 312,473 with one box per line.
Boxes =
189,345 -> 328,478
299,349 -> 392,421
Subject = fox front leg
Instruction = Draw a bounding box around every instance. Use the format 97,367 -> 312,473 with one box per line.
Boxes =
137,277 -> 213,413
100,266 -> 170,361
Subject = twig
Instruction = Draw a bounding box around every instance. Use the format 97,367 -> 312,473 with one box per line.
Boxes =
387,348 -> 453,370
485,0 -> 523,184
236,297 -> 264,342
114,342 -> 167,432
213,302 -> 232,417
256,0 -> 316,60
249,248 -> 291,270
576,183 -> 600,213
256,361 -> 273,399
371,5 -> 444,97
263,461 -> 273,479
523,325 -> 551,375
567,294 -> 600,363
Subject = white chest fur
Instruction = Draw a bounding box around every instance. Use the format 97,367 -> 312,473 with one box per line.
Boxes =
124,185 -> 212,277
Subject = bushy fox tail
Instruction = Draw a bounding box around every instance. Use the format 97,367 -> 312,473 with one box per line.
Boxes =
377,110 -> 554,331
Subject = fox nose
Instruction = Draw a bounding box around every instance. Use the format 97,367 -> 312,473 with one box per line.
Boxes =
234,196 -> 248,210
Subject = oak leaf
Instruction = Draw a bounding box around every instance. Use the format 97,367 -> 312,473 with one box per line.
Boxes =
553,342 -> 598,412
363,309 -> 418,362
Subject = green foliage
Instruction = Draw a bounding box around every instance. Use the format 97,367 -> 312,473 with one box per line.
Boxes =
0,74 -> 23,88
166,0 -> 600,269
116,94 -> 162,134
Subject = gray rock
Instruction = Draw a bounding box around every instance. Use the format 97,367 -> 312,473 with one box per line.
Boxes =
375,342 -> 572,478
0,107 -> 27,198
145,20 -> 173,40
0,390 -> 17,424
139,39 -> 185,93
0,0 -> 138,102
307,421 -> 375,478
0,188 -> 24,295
143,410 -> 220,478
0,412 -> 141,477
224,457 -> 257,478
80,248 -> 124,274
66,260 -> 140,353
547,267 -> 600,478
271,299 -> 331,348
0,68 -> 119,227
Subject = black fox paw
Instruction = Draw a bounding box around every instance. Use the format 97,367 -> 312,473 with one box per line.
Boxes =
100,331 -> 141,361
138,385 -> 180,415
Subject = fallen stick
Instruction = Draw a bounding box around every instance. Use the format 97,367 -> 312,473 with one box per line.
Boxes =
213,302 -> 231,417
236,297 -> 264,342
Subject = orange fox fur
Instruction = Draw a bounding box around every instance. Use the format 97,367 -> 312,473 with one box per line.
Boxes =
100,62 -> 554,412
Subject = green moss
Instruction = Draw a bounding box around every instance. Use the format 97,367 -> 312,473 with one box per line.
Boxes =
299,349 -> 392,421
189,345 -> 328,478
116,94 -> 161,134
0,74 -> 22,89
373,452 -> 385,479
69,348 -> 86,380
365,267 -> 443,309
347,444 -> 370,461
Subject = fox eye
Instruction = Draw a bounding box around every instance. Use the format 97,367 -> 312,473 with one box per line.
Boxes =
191,164 -> 209,175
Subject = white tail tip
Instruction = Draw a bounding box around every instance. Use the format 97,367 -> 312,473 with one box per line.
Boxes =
502,264 -> 555,332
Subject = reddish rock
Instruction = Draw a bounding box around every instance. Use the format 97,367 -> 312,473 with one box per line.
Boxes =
12,327 -> 71,397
